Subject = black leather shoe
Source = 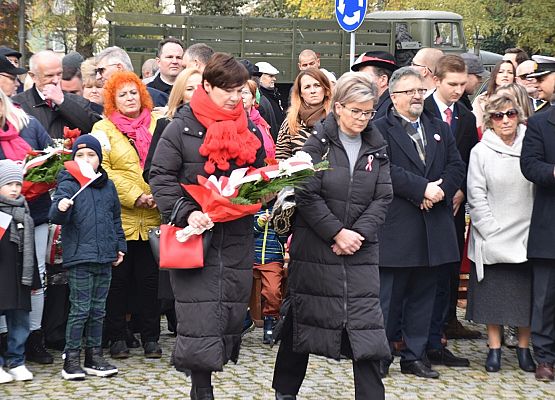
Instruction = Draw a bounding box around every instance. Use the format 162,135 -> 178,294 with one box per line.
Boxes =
144,341 -> 162,359
400,360 -> 440,379
516,347 -> 536,372
379,357 -> 393,378
275,392 -> 297,400
427,348 -> 470,367
109,340 -> 130,359
485,348 -> 501,372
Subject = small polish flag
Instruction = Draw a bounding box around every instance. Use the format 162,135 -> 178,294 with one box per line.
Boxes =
0,211 -> 13,240
63,160 -> 102,200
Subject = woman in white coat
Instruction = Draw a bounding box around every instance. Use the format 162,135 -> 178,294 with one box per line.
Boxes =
466,93 -> 535,374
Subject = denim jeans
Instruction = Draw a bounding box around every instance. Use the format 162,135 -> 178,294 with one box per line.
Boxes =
0,309 -> 30,368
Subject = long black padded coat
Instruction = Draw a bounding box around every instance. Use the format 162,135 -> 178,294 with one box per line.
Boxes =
284,112 -> 392,361
148,105 -> 265,372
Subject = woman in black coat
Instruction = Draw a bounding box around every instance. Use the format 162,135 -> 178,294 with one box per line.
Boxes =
272,72 -> 393,400
148,53 -> 265,400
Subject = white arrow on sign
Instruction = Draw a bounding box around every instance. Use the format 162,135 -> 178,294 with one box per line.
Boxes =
337,0 -> 364,25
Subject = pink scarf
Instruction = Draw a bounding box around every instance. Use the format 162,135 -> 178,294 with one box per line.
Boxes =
249,107 -> 275,159
109,109 -> 152,169
0,120 -> 31,161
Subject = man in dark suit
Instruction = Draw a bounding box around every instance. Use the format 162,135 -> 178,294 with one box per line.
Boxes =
521,56 -> 555,383
374,67 -> 465,379
528,55 -> 555,114
12,50 -> 100,139
351,51 -> 399,120
424,55 -> 481,367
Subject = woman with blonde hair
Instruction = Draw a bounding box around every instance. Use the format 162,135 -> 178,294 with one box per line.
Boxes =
90,71 -> 161,360
275,68 -> 331,160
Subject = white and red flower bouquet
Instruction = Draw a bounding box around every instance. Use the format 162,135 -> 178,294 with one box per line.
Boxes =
175,151 -> 329,242
22,127 -> 80,201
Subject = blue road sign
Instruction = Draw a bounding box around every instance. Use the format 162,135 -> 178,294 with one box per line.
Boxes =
335,0 -> 368,33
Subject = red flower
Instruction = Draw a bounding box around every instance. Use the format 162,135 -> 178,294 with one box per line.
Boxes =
27,149 -> 41,157
260,171 -> 270,182
264,157 -> 278,166
63,127 -> 81,149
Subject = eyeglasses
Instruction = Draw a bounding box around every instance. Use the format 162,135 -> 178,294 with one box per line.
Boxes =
411,62 -> 433,74
340,104 -> 377,120
392,88 -> 427,97
95,63 -> 118,75
490,109 -> 518,121
0,73 -> 17,82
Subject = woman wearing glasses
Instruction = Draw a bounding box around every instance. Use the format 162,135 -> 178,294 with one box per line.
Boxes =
466,93 -> 535,373
272,72 -> 392,399
275,68 -> 331,160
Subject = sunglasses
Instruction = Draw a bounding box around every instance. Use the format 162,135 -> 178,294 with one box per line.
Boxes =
490,109 -> 518,121
95,63 -> 118,75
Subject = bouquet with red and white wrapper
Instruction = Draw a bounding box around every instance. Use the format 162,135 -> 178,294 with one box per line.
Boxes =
22,127 -> 80,201
175,151 -> 329,242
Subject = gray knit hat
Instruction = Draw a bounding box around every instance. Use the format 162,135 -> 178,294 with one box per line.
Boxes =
0,159 -> 24,188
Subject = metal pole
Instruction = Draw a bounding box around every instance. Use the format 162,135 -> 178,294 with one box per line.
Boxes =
350,32 -> 355,67
18,0 -> 26,66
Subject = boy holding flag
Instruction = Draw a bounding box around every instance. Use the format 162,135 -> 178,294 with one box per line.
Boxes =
49,136 -> 126,380
0,160 -> 37,383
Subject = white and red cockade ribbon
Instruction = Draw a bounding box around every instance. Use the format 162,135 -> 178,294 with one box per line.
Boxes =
365,155 -> 374,172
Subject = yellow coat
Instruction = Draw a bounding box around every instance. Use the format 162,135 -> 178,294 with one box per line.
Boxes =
90,114 -> 160,241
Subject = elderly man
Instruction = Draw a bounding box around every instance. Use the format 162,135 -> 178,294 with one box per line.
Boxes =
0,54 -> 25,97
521,55 -> 555,382
410,48 -> 444,96
182,43 -> 214,73
297,49 -> 320,70
0,46 -> 24,94
95,46 -> 168,107
147,38 -> 184,95
351,51 -> 399,120
255,61 -> 285,140
374,67 -> 465,379
12,50 -> 99,139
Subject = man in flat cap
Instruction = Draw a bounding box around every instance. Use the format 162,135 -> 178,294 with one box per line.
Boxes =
351,50 -> 399,120
0,54 -> 26,97
255,61 -> 285,141
0,46 -> 24,94
520,54 -> 555,383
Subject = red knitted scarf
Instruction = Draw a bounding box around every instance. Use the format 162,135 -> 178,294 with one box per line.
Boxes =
190,86 -> 261,174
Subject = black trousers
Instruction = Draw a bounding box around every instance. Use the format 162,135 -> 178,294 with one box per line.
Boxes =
379,266 -> 438,362
105,240 -> 160,342
272,314 -> 384,400
531,259 -> 555,364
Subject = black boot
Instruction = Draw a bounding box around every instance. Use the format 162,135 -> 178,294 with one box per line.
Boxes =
516,347 -> 536,372
485,348 -> 501,372
26,330 -> 54,364
84,347 -> 118,377
275,392 -> 297,400
190,386 -> 214,400
62,350 -> 86,380
263,316 -> 277,344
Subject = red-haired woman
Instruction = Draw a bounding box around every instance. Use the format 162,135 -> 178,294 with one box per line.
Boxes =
149,53 -> 265,400
90,71 -> 161,360
275,68 -> 331,160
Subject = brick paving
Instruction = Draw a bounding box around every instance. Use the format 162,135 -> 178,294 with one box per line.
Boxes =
1,315 -> 554,399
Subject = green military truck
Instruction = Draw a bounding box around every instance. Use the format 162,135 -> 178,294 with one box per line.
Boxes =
107,10 -> 502,82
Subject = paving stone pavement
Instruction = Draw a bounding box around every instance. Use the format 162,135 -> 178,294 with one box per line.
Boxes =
1,315 -> 554,400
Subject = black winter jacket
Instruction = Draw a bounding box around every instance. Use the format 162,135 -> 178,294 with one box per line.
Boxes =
148,105 -> 265,372
284,112 -> 392,361
49,168 -> 127,267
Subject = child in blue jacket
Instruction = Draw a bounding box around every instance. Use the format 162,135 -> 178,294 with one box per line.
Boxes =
49,135 -> 126,381
253,205 -> 287,344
